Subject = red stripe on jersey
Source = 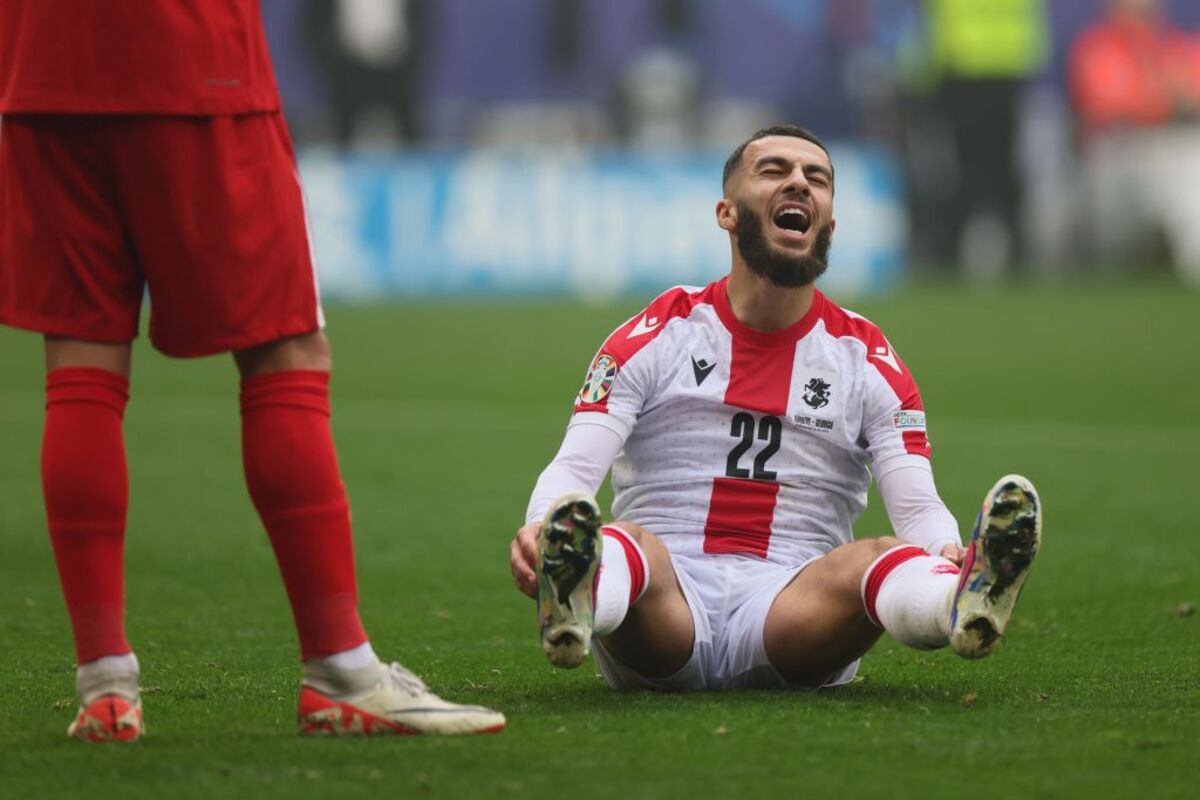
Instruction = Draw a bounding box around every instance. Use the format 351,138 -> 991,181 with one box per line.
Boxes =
714,282 -> 820,414
819,295 -> 930,458
701,287 -> 820,556
902,430 -> 929,457
702,478 -> 781,558
575,282 -> 719,414
723,336 -> 795,415
862,545 -> 928,627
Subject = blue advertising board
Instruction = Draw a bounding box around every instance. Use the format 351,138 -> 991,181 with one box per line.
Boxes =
298,146 -> 907,299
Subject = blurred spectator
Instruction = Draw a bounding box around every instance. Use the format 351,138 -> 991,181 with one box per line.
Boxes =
1069,0 -> 1200,285
910,0 -> 1049,277
307,0 -> 430,147
613,0 -> 704,150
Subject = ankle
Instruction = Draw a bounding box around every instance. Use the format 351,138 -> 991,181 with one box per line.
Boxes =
303,643 -> 384,696
77,652 -> 140,705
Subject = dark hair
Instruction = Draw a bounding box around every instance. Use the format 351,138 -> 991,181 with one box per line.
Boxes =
721,125 -> 832,191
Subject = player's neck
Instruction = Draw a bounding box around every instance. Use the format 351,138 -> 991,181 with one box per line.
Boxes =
725,268 -> 816,333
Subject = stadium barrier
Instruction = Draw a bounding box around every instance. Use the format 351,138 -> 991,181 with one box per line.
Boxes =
298,145 -> 907,298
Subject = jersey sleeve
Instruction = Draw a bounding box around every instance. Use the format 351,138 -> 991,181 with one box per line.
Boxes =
525,422 -> 626,524
570,343 -> 656,440
876,459 -> 961,552
570,286 -> 704,438
859,335 -> 932,472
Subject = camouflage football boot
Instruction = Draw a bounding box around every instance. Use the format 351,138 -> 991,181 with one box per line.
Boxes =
951,474 -> 1043,659
537,491 -> 603,668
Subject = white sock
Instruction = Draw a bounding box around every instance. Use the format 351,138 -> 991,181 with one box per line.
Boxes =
303,642 -> 383,696
861,545 -> 960,650
317,641 -> 379,671
593,526 -> 650,637
76,652 -> 140,704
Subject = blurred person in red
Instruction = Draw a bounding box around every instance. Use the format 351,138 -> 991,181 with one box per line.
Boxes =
0,0 -> 504,741
1069,0 -> 1200,284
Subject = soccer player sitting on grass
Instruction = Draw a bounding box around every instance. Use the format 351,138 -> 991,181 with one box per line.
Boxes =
0,1 -> 503,740
508,126 -> 1042,689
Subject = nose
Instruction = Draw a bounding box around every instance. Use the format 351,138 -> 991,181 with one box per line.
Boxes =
782,166 -> 810,196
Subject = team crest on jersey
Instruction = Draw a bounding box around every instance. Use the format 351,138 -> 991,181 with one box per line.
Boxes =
580,354 -> 619,404
802,377 -> 832,409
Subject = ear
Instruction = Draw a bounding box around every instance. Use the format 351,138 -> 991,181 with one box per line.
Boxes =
716,198 -> 737,233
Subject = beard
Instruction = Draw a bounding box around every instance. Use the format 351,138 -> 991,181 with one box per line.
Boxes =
735,206 -> 832,288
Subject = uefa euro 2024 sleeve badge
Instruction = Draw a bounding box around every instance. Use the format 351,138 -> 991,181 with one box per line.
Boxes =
580,354 -> 618,403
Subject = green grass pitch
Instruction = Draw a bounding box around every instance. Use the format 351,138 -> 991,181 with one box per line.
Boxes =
1,282 -> 1197,799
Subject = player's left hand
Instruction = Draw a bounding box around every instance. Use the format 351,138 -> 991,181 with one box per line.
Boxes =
939,543 -> 966,566
510,522 -> 541,599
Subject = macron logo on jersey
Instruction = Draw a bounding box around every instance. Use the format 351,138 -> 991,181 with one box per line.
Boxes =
691,356 -> 716,386
869,343 -> 901,374
627,314 -> 661,338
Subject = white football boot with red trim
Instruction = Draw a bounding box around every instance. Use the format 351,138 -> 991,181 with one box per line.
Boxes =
536,491 -> 603,669
68,693 -> 143,743
298,662 -> 505,736
951,474 -> 1042,659
67,656 -> 143,742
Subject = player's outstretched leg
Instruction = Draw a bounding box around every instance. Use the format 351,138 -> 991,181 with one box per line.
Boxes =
67,655 -> 143,743
951,474 -> 1043,659
537,491 -> 603,668
297,658 -> 506,736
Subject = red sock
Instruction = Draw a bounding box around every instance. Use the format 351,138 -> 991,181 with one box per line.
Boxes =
42,368 -> 132,664
240,370 -> 367,660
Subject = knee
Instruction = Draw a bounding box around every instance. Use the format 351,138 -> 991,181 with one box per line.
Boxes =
609,520 -> 651,547
867,536 -> 906,559
607,521 -> 669,592
844,537 -> 907,602
235,331 -> 331,377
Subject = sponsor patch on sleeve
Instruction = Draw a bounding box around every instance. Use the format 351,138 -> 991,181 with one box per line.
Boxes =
892,410 -> 927,431
579,353 -> 619,404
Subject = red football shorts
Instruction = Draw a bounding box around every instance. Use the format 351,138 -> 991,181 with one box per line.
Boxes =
0,113 -> 323,357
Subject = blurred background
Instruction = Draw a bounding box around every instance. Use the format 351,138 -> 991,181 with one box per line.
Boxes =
261,0 -> 1200,298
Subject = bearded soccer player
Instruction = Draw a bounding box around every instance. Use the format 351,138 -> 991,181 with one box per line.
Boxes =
509,126 -> 1042,689
0,2 -> 504,739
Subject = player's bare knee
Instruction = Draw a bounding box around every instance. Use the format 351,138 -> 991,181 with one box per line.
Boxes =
867,536 -> 905,558
815,536 -> 907,608
610,521 -> 672,600
234,331 -> 331,377
609,520 -> 651,546
839,537 -> 907,608
44,338 -> 133,377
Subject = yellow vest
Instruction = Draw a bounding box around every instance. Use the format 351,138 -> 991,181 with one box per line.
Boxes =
929,0 -> 1049,79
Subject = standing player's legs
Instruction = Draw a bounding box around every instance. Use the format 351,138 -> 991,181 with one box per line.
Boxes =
233,330 -> 366,663
0,114 -> 152,741
105,112 -> 503,735
233,331 -> 504,735
41,339 -> 144,742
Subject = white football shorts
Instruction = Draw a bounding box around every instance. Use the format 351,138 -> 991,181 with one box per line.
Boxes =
593,551 -> 861,691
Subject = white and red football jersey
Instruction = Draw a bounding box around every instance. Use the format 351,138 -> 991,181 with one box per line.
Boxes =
570,277 -> 932,566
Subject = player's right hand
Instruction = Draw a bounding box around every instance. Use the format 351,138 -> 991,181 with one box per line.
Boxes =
939,542 -> 966,566
510,522 -> 541,598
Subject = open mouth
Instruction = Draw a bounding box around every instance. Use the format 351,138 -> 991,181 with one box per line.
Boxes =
773,207 -> 812,236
